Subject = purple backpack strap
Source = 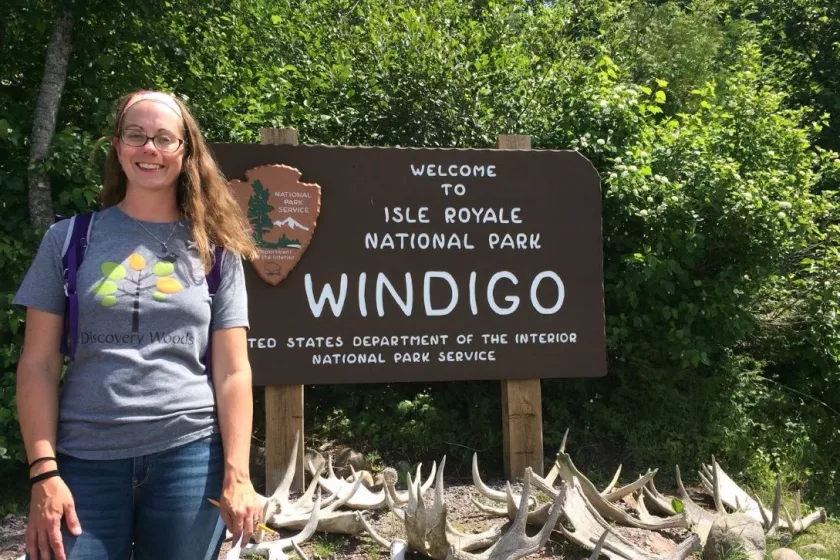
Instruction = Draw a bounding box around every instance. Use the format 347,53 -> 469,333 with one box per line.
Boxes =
60,212 -> 95,360
204,246 -> 225,376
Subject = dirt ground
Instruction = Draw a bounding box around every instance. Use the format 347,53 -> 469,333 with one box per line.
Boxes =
0,477 -> 693,560
0,515 -> 25,560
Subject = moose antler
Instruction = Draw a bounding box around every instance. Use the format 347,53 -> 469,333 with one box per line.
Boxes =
475,434 -> 689,532
228,491 -> 321,559
471,453 -> 536,509
544,451 -> 689,530
257,429 -> 366,535
359,457 -> 564,559
551,477 -> 702,560
447,469 -> 564,560
544,430 -> 678,508
699,458 -> 826,535
640,458 -> 826,546
640,466 -> 717,543
542,429 -> 651,502
308,455 -> 437,510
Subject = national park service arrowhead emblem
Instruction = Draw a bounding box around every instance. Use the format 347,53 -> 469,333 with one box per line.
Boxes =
229,165 -> 321,286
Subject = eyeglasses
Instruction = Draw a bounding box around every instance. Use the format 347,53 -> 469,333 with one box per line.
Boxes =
119,129 -> 186,153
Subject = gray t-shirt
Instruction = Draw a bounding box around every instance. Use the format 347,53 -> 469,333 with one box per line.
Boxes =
13,205 -> 249,460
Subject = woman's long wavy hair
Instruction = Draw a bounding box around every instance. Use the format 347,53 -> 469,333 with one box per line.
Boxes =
101,90 -> 258,270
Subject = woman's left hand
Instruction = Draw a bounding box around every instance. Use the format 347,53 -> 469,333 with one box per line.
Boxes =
219,475 -> 263,546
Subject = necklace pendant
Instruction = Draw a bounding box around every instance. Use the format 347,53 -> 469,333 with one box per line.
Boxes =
158,244 -> 177,262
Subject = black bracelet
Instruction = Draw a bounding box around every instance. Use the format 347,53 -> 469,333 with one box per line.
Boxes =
28,456 -> 57,470
29,470 -> 60,488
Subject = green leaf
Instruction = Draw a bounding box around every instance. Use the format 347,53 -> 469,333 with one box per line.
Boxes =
94,280 -> 118,296
655,91 -> 666,104
153,261 -> 175,277
101,262 -> 127,281
671,498 -> 684,513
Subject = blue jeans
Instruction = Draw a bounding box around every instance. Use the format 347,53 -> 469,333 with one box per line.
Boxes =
28,433 -> 226,560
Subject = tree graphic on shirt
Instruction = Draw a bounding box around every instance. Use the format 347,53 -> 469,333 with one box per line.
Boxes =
93,253 -> 184,332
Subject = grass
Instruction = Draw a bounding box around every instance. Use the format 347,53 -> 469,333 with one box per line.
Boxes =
788,519 -> 840,560
357,540 -> 383,559
717,542 -> 755,560
740,479 -> 840,559
308,533 -> 350,558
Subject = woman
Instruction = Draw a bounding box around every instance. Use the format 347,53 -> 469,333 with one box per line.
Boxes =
14,90 -> 263,560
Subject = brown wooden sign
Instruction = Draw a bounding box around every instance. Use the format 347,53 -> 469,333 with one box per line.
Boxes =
210,144 -> 606,386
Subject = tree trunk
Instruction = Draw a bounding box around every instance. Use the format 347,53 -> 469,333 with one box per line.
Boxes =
28,2 -> 74,231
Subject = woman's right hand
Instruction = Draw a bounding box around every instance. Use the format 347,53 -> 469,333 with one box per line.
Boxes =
26,476 -> 82,560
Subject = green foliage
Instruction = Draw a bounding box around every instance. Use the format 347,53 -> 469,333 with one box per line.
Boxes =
728,0 -> 840,167
4,0 -> 840,514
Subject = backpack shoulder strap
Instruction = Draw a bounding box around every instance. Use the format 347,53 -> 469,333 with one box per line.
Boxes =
204,246 -> 225,376
206,246 -> 224,297
60,211 -> 95,359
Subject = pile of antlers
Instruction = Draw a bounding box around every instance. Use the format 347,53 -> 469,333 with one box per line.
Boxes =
221,429 -> 827,560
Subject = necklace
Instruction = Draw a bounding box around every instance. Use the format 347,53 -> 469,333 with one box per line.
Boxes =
129,216 -> 181,261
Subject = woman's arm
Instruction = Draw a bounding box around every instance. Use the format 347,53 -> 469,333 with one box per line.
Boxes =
17,308 -> 63,468
17,308 -> 81,560
211,325 -> 261,546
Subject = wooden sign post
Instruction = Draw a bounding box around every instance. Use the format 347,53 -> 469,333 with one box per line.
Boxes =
212,134 -> 605,489
260,127 -> 305,493
497,134 -> 544,479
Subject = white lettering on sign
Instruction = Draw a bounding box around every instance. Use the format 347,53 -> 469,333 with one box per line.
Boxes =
443,207 -> 522,224
531,271 -> 565,314
304,274 -> 347,318
488,233 -> 541,249
274,191 -> 312,198
440,183 -> 467,196
515,332 -> 578,343
424,272 -> 458,316
394,352 -> 431,363
303,271 -> 566,318
353,334 -> 450,347
377,272 -> 413,317
481,333 -> 508,344
312,353 -> 386,365
410,164 -> 497,177
247,337 -> 278,349
364,232 -> 475,250
384,207 -> 430,223
437,350 -> 497,362
286,336 -> 344,348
